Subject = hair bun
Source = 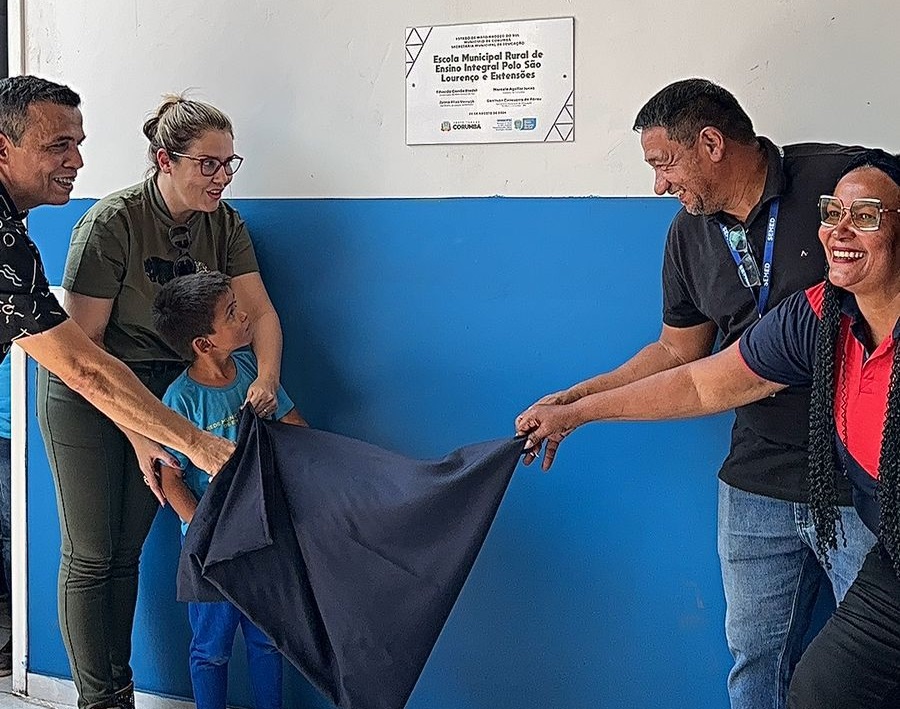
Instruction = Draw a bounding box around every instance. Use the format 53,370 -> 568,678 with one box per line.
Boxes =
143,92 -> 233,176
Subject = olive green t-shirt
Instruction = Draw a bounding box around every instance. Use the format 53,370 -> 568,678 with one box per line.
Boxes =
63,177 -> 259,365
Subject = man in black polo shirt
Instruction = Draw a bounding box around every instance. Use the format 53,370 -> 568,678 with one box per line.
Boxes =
515,79 -> 875,709
0,76 -> 233,477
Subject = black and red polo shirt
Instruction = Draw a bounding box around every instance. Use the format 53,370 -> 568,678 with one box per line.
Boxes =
738,281 -> 893,534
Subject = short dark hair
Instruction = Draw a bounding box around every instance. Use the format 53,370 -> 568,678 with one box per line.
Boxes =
152,271 -> 232,360
0,75 -> 81,145
633,78 -> 756,146
839,148 -> 900,187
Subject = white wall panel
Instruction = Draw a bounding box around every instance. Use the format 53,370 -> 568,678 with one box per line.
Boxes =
20,0 -> 900,198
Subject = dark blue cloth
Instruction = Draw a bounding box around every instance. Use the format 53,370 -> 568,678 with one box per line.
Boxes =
178,409 -> 524,709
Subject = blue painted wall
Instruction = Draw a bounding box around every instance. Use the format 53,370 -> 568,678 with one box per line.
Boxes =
26,196 -> 740,708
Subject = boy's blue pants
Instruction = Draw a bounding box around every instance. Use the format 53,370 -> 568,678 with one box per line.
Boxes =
188,601 -> 283,709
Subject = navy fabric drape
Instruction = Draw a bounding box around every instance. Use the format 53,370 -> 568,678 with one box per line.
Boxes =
179,410 -> 524,709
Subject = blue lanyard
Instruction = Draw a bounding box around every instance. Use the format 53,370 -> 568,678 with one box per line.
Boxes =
719,198 -> 779,317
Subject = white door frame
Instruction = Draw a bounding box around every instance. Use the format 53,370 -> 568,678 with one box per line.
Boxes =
10,342 -> 28,696
8,0 -> 30,691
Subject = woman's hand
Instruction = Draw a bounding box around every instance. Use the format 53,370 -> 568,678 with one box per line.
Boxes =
244,375 -> 279,417
124,430 -> 181,505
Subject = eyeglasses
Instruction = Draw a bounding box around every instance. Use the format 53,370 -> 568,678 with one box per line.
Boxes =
170,151 -> 244,177
819,195 -> 900,232
726,225 -> 762,288
168,224 -> 197,278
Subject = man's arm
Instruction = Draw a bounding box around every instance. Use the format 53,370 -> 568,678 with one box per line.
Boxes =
16,319 -> 233,475
159,465 -> 198,525
517,342 -> 785,470
63,290 -> 180,503
563,322 -> 718,401
516,321 -> 718,465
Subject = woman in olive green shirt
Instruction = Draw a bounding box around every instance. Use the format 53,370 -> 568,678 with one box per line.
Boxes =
37,95 -> 285,709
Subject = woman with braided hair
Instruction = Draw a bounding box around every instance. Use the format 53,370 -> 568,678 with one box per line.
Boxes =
516,148 -> 900,708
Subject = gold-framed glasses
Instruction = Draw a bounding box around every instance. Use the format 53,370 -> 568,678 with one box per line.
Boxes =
819,195 -> 900,232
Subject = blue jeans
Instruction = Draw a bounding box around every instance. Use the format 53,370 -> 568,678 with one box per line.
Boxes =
0,436 -> 9,595
188,601 -> 283,709
718,481 -> 875,709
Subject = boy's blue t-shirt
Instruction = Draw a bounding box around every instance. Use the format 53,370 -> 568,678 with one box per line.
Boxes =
162,348 -> 294,533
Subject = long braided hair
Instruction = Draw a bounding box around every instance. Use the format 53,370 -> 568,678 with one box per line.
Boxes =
807,149 -> 900,577
808,278 -> 843,563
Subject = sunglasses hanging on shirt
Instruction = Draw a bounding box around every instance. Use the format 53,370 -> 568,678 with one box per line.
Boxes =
717,198 -> 779,318
168,224 -> 198,278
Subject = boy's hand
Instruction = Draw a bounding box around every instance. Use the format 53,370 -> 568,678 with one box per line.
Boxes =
124,430 -> 180,505
245,375 -> 279,418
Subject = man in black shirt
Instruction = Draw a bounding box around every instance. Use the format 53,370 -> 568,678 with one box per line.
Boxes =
516,79 -> 875,709
0,76 -> 233,476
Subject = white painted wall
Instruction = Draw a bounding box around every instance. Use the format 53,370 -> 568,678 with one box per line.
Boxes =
17,0 -> 900,198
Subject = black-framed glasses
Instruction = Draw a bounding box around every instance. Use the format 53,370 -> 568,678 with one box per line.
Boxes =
819,195 -> 900,232
168,224 -> 197,278
726,225 -> 762,289
170,151 -> 244,177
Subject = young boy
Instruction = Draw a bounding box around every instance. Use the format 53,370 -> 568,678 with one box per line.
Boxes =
152,271 -> 306,709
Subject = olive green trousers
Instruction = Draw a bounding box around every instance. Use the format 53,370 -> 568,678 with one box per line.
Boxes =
36,363 -> 181,709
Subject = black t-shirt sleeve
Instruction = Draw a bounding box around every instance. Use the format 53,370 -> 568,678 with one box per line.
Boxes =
0,229 -> 68,350
662,220 -> 710,328
738,290 -> 817,386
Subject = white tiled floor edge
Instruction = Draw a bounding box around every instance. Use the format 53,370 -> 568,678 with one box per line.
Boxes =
25,675 -> 196,709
